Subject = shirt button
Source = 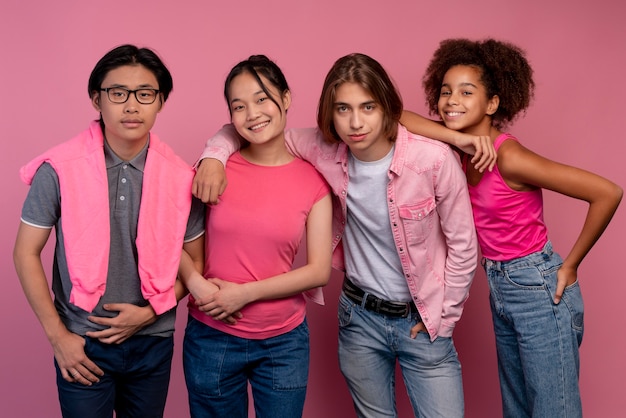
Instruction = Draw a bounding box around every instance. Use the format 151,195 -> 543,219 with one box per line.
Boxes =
121,178 -> 127,184
120,196 -> 125,201
123,164 -> 128,169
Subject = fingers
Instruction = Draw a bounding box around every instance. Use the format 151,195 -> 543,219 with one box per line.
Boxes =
86,315 -> 112,327
192,179 -> 223,205
553,269 -> 576,305
202,187 -> 218,205
470,145 -> 496,172
193,159 -> 227,204
197,303 -> 242,324
204,187 -> 221,205
409,322 -> 426,339
85,328 -> 127,344
469,153 -> 486,173
468,136 -> 497,172
219,315 -> 238,325
64,363 -> 104,386
192,179 -> 201,200
209,187 -> 222,205
553,282 -> 566,304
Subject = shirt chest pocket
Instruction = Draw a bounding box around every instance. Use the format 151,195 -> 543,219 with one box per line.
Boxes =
398,197 -> 436,244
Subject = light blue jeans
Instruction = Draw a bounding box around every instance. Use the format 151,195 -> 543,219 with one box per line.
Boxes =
484,241 -> 584,418
183,316 -> 309,418
337,292 -> 464,418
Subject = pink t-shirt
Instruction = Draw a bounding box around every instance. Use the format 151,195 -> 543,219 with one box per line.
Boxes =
189,152 -> 329,339
466,133 -> 548,261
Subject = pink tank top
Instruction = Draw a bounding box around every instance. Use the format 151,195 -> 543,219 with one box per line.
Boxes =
466,133 -> 548,261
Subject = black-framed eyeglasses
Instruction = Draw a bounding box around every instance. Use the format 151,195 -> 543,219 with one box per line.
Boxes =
99,87 -> 160,104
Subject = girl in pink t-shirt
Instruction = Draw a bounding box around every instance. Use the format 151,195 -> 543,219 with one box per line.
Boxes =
179,55 -> 332,418
404,38 -> 622,418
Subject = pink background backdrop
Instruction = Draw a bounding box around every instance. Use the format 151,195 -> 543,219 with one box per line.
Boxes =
1,1 -> 624,417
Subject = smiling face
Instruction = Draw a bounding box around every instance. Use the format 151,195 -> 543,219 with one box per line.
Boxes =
437,65 -> 499,136
92,64 -> 163,157
332,81 -> 390,162
227,71 -> 290,147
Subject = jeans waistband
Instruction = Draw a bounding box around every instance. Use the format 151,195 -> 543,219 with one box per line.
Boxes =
342,278 -> 419,319
482,241 -> 553,272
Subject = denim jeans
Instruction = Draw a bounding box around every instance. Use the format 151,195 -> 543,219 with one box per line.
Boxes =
55,335 -> 173,418
337,292 -> 464,418
484,241 -> 584,418
183,316 -> 309,418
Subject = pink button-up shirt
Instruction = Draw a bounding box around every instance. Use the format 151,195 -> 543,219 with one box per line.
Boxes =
199,124 -> 477,340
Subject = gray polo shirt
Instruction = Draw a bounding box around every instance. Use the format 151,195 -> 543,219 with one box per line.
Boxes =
20,139 -> 205,337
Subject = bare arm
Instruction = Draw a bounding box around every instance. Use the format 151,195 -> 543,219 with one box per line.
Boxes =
177,234 -> 218,299
201,194 -> 333,320
178,235 -> 242,324
13,222 -> 104,385
499,141 -> 623,302
400,110 -> 496,172
178,234 -> 205,294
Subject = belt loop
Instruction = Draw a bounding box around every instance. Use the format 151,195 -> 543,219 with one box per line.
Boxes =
361,292 -> 369,309
543,241 -> 553,257
483,258 -> 502,272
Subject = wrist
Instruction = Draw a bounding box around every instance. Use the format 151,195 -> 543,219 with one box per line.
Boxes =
452,131 -> 468,148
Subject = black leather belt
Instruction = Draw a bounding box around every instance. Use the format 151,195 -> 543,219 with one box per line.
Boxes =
342,278 -> 420,319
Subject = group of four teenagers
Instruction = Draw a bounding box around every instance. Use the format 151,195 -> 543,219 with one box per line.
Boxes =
14,39 -> 622,418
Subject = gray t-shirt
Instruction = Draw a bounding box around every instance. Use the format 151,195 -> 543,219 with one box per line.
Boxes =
344,145 -> 411,302
20,140 -> 205,337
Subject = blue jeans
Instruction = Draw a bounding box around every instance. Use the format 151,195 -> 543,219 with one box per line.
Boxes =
484,241 -> 584,418
55,335 -> 173,418
183,316 -> 309,418
338,292 -> 464,418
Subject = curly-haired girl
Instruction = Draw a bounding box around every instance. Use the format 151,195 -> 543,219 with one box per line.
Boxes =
404,38 -> 622,418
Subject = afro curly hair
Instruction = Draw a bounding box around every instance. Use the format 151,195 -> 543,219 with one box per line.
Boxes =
422,38 -> 535,130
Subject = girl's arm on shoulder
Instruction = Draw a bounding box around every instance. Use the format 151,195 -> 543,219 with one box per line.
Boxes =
193,126 -> 327,204
498,141 -> 623,301
400,110 -> 496,172
284,128 -> 329,161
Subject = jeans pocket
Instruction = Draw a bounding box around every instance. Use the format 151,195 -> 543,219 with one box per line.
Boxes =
504,267 -> 546,289
183,319 -> 225,396
337,293 -> 354,328
266,323 -> 310,391
561,280 -> 584,336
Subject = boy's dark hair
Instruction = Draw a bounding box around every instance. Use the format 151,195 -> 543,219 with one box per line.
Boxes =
422,38 -> 534,130
223,55 -> 290,117
317,53 -> 402,144
88,44 -> 173,102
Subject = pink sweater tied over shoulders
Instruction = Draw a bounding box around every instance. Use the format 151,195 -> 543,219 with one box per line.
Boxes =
20,121 -> 194,314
